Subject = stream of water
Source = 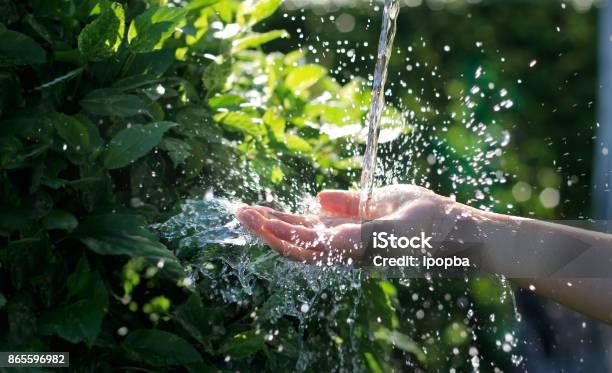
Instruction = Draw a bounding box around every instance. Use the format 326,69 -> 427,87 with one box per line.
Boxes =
359,0 -> 400,218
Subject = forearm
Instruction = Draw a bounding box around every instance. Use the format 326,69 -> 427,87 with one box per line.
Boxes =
477,213 -> 612,277
475,211 -> 612,323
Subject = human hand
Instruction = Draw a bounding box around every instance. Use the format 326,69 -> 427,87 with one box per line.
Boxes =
236,185 -> 483,265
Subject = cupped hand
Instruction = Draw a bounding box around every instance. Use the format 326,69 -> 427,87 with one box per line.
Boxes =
236,185 -> 475,265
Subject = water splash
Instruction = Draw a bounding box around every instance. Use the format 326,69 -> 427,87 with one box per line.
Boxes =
359,0 -> 400,218
156,198 -> 253,249
155,198 -> 366,371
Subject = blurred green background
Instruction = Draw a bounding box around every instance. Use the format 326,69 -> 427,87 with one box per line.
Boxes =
267,0 -> 598,219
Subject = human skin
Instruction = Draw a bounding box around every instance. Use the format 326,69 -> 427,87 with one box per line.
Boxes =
237,184 -> 612,324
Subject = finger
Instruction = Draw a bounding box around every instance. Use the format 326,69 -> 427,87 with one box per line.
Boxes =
248,205 -> 317,227
263,219 -> 328,251
236,207 -> 269,235
237,207 -> 321,262
238,206 -> 363,264
265,219 -> 363,263
317,190 -> 360,217
319,216 -> 360,227
260,226 -> 323,263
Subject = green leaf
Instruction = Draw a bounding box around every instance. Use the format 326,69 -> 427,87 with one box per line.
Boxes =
186,0 -> 222,10
270,165 -> 283,183
160,137 -> 191,167
184,138 -> 206,178
305,102 -> 356,126
215,112 -> 264,137
251,156 -> 284,184
123,329 -> 202,366
239,0 -> 282,26
76,0 -> 112,18
373,327 -> 426,363
103,121 -> 176,169
263,108 -> 285,136
0,29 -> 46,67
285,65 -> 326,93
67,255 -> 91,299
224,330 -> 266,358
202,60 -> 231,95
128,6 -> 187,53
208,93 -> 245,110
174,107 -> 224,142
125,48 -> 176,77
285,134 -> 312,153
78,2 -> 125,61
112,75 -> 160,91
173,293 -> 224,349
74,213 -> 183,278
75,213 -> 164,255
42,209 -> 78,231
49,113 -> 90,151
360,280 -> 397,329
0,293 -> 5,309
39,272 -> 108,343
364,352 -> 384,373
81,89 -> 150,117
284,49 -> 305,66
77,114 -> 104,151
231,30 -> 289,53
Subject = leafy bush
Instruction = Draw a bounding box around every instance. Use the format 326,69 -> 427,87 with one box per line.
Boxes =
0,0 -> 382,369
0,0 -> 515,371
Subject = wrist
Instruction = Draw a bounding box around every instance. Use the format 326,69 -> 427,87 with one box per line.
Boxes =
440,201 -> 522,273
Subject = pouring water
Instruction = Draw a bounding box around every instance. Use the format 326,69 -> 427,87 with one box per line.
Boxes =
359,0 -> 401,219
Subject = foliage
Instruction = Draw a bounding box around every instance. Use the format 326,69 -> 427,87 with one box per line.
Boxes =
0,0 -> 418,371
